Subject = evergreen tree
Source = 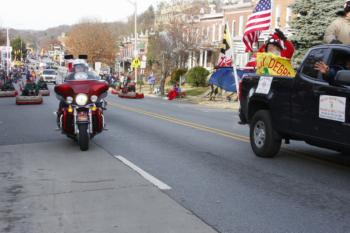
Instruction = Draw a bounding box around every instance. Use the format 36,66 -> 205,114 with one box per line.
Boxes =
291,0 -> 344,60
11,37 -> 27,61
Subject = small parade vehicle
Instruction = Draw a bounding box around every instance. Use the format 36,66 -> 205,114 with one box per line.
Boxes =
117,81 -> 144,99
16,81 -> 43,105
38,78 -> 50,96
0,80 -> 17,97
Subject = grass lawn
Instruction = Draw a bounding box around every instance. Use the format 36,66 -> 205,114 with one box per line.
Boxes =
184,86 -> 209,96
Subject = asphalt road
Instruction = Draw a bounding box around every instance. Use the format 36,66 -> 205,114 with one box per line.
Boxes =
1,86 -> 350,233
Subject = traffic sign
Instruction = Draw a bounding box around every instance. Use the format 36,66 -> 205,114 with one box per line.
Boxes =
131,58 -> 141,68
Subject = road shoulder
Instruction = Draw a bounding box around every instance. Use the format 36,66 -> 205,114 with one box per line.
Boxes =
0,141 -> 217,233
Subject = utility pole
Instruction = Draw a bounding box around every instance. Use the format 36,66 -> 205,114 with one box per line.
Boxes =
134,0 -> 138,85
20,39 -> 23,62
6,28 -> 10,77
126,0 -> 138,85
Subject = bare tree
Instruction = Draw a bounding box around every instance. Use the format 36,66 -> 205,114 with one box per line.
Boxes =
148,32 -> 177,95
147,0 -> 209,94
65,20 -> 116,66
168,17 -> 200,68
0,29 -> 6,46
40,38 -> 62,52
157,0 -> 208,68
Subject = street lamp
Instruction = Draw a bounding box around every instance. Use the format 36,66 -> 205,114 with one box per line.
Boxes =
126,0 -> 138,84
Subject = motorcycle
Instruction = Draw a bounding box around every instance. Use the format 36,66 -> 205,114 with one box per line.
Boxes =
54,72 -> 109,151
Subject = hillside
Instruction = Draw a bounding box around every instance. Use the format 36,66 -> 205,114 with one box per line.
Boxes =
0,5 -> 155,49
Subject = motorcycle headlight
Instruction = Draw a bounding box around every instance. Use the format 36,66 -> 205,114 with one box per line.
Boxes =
66,96 -> 73,104
91,95 -> 98,103
75,93 -> 88,106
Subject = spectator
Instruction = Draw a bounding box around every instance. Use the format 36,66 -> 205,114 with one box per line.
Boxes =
324,0 -> 350,44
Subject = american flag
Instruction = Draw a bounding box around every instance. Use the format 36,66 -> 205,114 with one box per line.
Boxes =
243,0 -> 272,52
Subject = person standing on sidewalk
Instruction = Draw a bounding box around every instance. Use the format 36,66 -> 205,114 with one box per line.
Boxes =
324,0 -> 350,44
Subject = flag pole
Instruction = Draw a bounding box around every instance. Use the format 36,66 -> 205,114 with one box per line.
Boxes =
6,28 -> 10,78
233,66 -> 240,108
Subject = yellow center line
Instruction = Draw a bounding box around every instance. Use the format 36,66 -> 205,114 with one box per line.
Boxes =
108,101 -> 350,170
109,102 -> 249,143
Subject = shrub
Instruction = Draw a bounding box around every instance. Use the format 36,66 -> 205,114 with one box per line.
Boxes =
170,68 -> 187,85
186,67 -> 209,87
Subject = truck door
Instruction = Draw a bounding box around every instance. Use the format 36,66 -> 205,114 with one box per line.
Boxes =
313,49 -> 350,146
291,48 -> 330,137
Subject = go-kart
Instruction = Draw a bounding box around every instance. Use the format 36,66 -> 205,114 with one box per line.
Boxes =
16,82 -> 43,105
38,81 -> 50,96
167,87 -> 186,100
117,83 -> 144,99
0,81 -> 17,97
110,82 -> 121,95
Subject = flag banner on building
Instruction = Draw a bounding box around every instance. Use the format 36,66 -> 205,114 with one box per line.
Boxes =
256,53 -> 296,77
218,23 -> 233,67
243,0 -> 272,52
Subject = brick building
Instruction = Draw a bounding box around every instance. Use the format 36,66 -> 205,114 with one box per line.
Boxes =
117,31 -> 150,73
223,0 -> 295,67
188,9 -> 224,69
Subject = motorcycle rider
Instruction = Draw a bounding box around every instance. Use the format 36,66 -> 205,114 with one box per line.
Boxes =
37,77 -> 48,90
22,78 -> 39,96
57,60 -> 106,127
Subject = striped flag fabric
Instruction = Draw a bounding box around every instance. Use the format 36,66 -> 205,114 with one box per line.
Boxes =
243,0 -> 272,52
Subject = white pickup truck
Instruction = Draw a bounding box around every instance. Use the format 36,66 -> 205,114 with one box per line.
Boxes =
41,69 -> 58,84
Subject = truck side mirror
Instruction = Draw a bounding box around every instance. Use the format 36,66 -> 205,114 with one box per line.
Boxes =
334,70 -> 350,86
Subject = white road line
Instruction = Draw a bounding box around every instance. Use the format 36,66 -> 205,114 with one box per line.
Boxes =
114,155 -> 172,190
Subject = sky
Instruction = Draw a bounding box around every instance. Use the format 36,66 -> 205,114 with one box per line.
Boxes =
0,0 -> 160,31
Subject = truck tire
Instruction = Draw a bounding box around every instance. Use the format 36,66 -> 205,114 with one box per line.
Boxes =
250,110 -> 281,158
78,124 -> 89,151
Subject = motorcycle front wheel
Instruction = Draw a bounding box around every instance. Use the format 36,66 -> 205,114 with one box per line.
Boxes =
78,124 -> 89,151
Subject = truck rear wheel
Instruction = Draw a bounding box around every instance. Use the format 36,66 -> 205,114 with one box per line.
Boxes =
250,110 -> 281,158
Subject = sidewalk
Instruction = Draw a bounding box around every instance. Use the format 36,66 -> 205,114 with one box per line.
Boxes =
144,92 -> 240,110
0,141 -> 217,233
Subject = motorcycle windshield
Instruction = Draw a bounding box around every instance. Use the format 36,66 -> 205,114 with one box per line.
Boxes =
54,78 -> 108,98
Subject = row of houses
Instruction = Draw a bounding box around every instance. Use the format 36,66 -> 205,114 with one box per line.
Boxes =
118,0 -> 294,72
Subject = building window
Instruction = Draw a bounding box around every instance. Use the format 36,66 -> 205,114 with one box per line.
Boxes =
238,16 -> 244,36
196,28 -> 200,43
286,7 -> 292,27
275,5 -> 281,28
212,24 -> 216,42
231,20 -> 236,37
207,26 -> 211,41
